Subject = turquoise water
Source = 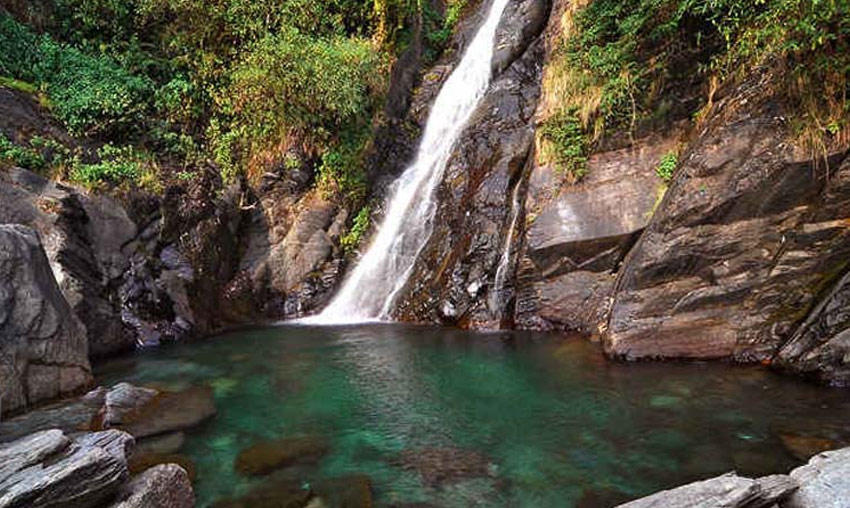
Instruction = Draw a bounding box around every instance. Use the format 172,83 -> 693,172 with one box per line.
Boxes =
96,324 -> 850,507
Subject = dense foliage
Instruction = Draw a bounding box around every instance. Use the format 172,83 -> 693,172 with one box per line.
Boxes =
0,0 -> 449,194
541,0 -> 850,180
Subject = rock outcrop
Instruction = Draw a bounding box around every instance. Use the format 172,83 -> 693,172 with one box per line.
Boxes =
604,67 -> 850,371
0,429 -> 132,508
0,225 -> 91,417
0,428 -> 195,508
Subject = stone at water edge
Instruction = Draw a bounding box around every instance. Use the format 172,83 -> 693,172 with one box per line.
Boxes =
0,429 -> 133,508
785,447 -> 850,508
614,472 -> 796,508
108,463 -> 194,508
129,452 -> 197,481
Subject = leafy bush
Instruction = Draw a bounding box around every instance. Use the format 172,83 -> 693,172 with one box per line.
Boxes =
317,130 -> 370,202
0,134 -> 47,171
227,30 -> 384,149
543,0 -> 850,176
69,144 -> 146,187
539,113 -> 589,181
340,204 -> 372,253
655,150 -> 678,182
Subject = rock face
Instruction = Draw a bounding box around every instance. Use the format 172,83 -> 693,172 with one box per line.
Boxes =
392,0 -> 551,329
0,158 -> 137,358
0,225 -> 91,417
777,269 -> 850,386
515,133 -> 674,333
604,68 -> 850,369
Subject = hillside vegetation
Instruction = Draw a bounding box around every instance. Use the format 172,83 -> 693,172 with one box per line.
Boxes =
540,0 -> 850,182
0,0 -> 467,198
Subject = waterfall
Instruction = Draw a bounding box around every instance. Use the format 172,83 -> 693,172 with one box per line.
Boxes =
489,179 -> 522,314
304,0 -> 511,325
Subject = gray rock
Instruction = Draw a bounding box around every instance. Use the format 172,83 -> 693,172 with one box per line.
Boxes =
104,383 -> 159,427
0,429 -> 132,508
785,447 -> 850,507
0,168 -> 135,358
616,472 -> 795,508
0,224 -> 91,417
0,387 -> 105,443
108,464 -> 194,508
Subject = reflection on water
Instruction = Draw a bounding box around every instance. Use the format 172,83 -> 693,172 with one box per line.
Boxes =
96,324 -> 850,507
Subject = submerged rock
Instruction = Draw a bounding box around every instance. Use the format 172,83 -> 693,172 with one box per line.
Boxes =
394,448 -> 495,487
115,385 -> 216,439
129,452 -> 196,481
235,436 -> 330,476
210,475 -> 313,508
312,474 -> 373,508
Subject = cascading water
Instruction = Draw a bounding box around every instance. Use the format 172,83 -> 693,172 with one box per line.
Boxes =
489,179 -> 523,314
305,0 -> 511,324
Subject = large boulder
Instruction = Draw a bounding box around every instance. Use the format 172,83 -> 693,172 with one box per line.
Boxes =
0,429 -> 133,508
785,447 -> 850,508
776,269 -> 850,386
605,67 -> 850,363
0,224 -> 91,417
0,167 -> 136,358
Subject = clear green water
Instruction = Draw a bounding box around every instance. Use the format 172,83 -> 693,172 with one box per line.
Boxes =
96,324 -> 850,507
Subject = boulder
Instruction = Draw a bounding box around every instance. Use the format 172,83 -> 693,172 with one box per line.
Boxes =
615,472 -> 795,508
0,429 -> 132,508
108,464 -> 194,508
785,447 -> 850,508
776,268 -> 850,386
0,168 -> 136,358
0,224 -> 91,417
0,387 -> 105,443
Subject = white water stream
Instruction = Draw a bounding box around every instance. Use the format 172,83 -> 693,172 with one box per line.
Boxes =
304,0 -> 511,324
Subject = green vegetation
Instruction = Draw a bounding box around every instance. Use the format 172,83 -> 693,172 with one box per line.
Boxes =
540,0 -> 850,180
655,150 -> 678,182
340,204 -> 372,253
0,0 -> 456,197
0,134 -> 46,171
539,112 -> 588,182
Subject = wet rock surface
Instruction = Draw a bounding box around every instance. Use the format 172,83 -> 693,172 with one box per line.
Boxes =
392,4 -> 548,329
0,224 -> 91,417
